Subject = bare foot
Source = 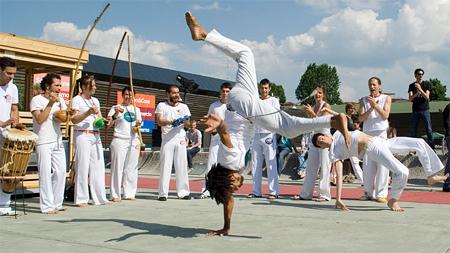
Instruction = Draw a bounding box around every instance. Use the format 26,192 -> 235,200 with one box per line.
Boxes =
331,113 -> 350,148
387,199 -> 404,212
44,210 -> 58,215
427,173 -> 449,185
111,197 -> 121,203
76,203 -> 88,208
207,228 -> 229,236
335,199 -> 349,211
185,11 -> 207,40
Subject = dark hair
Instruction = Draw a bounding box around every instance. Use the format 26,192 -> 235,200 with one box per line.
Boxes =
368,76 -> 382,85
121,86 -> 134,96
166,85 -> 179,93
259,78 -> 271,87
345,103 -> 355,113
315,84 -> 328,102
220,82 -> 232,90
74,75 -> 95,97
311,133 -> 325,148
414,68 -> 424,75
40,73 -> 61,91
0,57 -> 16,70
205,163 -> 242,205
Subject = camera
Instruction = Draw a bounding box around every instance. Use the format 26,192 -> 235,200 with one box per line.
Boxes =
176,74 -> 199,93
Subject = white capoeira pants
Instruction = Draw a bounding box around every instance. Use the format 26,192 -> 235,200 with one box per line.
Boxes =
158,137 -> 190,198
251,133 -> 279,196
350,156 -> 364,183
110,137 -> 139,199
36,140 -> 66,213
201,134 -> 221,196
363,130 -> 389,199
365,138 -> 409,200
74,132 -> 108,205
0,137 -> 12,215
300,144 -> 331,200
205,29 -> 331,142
387,137 -> 443,176
0,182 -> 11,215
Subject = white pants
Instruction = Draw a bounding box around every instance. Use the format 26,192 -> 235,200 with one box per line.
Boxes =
387,137 -> 443,176
0,182 -> 11,215
74,132 -> 108,205
363,130 -> 389,198
205,29 -> 331,141
0,137 -> 11,215
202,134 -> 221,196
251,133 -> 279,196
350,156 -> 364,183
110,137 -> 139,199
300,144 -> 331,200
158,137 -> 190,198
366,139 -> 409,199
36,141 -> 66,213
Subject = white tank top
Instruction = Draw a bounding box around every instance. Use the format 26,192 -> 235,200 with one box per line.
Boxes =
361,94 -> 389,132
313,101 -> 331,135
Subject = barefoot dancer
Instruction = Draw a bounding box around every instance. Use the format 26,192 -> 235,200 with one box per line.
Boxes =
185,11 -> 350,235
312,130 -> 448,212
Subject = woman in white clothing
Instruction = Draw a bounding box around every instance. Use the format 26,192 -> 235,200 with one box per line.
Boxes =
70,75 -> 109,207
295,85 -> 332,201
107,87 -> 142,202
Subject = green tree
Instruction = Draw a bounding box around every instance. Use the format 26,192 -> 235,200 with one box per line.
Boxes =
270,83 -> 286,104
295,63 -> 343,105
429,78 -> 449,101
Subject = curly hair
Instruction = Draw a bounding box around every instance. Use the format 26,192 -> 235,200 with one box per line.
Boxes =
205,163 -> 242,205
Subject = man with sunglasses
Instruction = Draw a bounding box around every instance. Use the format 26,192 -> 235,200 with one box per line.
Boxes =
408,68 -> 434,148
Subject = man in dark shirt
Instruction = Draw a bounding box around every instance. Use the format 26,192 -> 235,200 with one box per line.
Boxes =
442,104 -> 450,191
408,68 -> 433,147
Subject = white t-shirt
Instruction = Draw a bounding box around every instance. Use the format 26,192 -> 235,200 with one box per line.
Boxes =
361,94 -> 389,132
0,81 -> 18,141
155,101 -> 191,141
108,104 -> 142,139
255,96 -> 280,134
329,130 -> 361,161
30,94 -> 67,145
207,100 -> 227,120
72,95 -> 101,131
217,110 -> 254,170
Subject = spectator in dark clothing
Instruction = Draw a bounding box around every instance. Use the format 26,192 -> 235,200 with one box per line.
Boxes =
186,120 -> 202,172
442,104 -> 450,191
408,68 -> 434,147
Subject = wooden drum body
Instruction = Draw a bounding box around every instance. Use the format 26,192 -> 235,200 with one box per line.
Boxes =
0,128 -> 38,193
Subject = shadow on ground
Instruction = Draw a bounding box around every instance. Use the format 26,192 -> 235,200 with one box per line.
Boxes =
51,218 -> 261,241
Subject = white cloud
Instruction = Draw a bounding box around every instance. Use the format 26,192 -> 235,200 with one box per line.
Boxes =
40,22 -> 178,68
192,1 -> 230,11
298,0 -> 388,13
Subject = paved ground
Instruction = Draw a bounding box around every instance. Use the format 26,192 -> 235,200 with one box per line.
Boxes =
1,177 -> 449,253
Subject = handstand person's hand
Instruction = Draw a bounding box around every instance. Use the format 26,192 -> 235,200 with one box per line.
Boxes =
200,114 -> 222,133
207,228 -> 229,236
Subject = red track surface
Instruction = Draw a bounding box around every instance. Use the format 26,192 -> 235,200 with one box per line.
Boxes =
107,176 -> 450,205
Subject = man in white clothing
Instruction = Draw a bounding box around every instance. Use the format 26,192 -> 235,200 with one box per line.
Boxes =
0,57 -> 19,216
30,73 -> 67,214
185,11 -> 350,236
249,78 -> 280,199
155,85 -> 191,201
198,82 -> 232,199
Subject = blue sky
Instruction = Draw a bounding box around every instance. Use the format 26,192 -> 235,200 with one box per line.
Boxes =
1,0 -> 449,102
